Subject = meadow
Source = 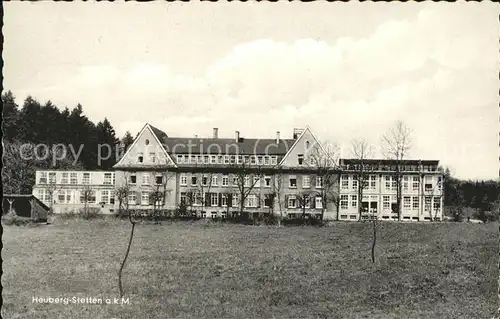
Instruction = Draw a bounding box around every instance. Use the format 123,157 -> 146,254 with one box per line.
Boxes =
2,218 -> 498,319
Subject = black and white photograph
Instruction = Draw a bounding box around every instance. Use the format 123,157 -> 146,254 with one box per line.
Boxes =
2,2 -> 499,318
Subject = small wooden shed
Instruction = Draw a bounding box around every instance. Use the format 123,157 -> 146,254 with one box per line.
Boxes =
2,194 -> 49,222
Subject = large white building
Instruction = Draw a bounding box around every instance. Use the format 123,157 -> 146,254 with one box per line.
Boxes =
32,124 -> 443,221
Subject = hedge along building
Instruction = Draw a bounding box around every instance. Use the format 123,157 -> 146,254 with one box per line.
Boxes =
112,123 -> 340,219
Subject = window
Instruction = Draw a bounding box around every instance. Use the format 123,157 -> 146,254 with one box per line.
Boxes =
197,155 -> 203,164
244,176 -> 251,187
61,173 -> 69,184
142,174 -> 150,185
39,172 -> 48,184
271,156 -> 277,165
246,194 -> 257,207
155,175 -> 163,185
177,155 -> 184,164
128,193 -> 137,205
403,176 -> 409,192
341,175 -> 349,190
315,196 -> 323,209
104,173 -> 112,185
289,176 -> 297,188
303,176 -> 310,188
385,176 -> 391,190
264,176 -> 271,187
351,195 -> 357,208
340,195 -> 348,210
264,194 -> 273,208
264,156 -> 270,165
190,156 -> 196,164
224,155 -> 230,164
69,172 -> 77,185
49,172 -> 56,184
141,192 -> 149,205
232,176 -> 238,186
352,176 -> 358,190
256,156 -> 262,165
211,212 -> 217,219
253,176 -> 260,187
383,195 -> 391,210
221,194 -> 228,207
412,176 -> 420,191
204,155 -> 209,164
202,176 -> 209,186
288,195 -> 296,208
304,196 -> 311,208
58,192 -> 65,203
180,174 -> 187,186
194,191 -> 203,206
425,197 -> 432,212
217,155 -> 223,164
316,176 -> 323,188
437,177 -> 443,191
403,196 -> 411,209
222,175 -> 229,186
250,156 -> 256,164
232,194 -> 239,207
425,183 -> 433,191
211,193 -> 218,206
101,190 -> 110,204
369,175 -> 377,190
412,196 -> 419,210
433,198 -> 441,211
150,152 -> 156,163
237,155 -> 243,164
309,156 -> 315,166
138,153 -> 144,163
191,176 -> 197,186
210,156 -> 217,164
130,174 -> 137,184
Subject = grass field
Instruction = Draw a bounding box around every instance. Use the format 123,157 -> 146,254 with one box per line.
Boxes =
2,218 -> 498,319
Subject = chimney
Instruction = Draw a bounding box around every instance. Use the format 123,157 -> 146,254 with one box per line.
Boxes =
235,131 -> 240,142
194,134 -> 198,139
213,128 -> 218,139
276,131 -> 280,144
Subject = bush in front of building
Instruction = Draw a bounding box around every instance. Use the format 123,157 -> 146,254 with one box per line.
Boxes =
1,211 -> 33,226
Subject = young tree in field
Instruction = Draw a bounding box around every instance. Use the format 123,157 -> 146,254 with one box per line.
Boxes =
144,171 -> 174,220
350,139 -> 374,221
381,120 -> 412,221
271,170 -> 286,227
115,174 -> 132,218
297,192 -> 313,220
306,140 -> 340,221
80,184 -> 95,218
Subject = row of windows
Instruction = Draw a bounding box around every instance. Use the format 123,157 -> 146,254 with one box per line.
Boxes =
339,194 -> 441,212
38,172 -> 114,185
128,173 -> 166,185
340,175 -> 442,192
137,152 -> 157,163
37,189 -> 115,205
179,174 -> 323,189
342,164 -> 440,172
176,154 -> 279,166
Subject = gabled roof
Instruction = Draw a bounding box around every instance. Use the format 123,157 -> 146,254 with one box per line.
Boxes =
161,137 -> 295,155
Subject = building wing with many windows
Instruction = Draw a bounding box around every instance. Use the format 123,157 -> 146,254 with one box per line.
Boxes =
33,123 -> 443,222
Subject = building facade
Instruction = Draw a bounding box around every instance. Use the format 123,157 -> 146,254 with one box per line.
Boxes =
33,123 -> 443,221
32,170 -> 116,214
337,159 -> 443,221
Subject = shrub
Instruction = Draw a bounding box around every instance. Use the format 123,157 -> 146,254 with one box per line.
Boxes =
2,211 -> 33,226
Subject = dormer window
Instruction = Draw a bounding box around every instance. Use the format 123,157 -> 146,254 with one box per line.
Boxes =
138,153 -> 144,163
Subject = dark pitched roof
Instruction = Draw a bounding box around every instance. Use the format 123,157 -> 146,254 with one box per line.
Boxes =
149,124 -> 169,142
159,137 -> 296,155
3,194 -> 50,211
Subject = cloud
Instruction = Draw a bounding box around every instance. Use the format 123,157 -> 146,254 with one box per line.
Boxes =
6,4 -> 497,179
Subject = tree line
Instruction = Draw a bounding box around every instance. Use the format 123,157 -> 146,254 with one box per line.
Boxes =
2,90 -> 134,194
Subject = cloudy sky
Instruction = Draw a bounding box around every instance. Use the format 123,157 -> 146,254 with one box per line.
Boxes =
3,2 -> 498,180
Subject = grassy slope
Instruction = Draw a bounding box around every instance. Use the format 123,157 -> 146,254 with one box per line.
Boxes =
2,219 -> 498,319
